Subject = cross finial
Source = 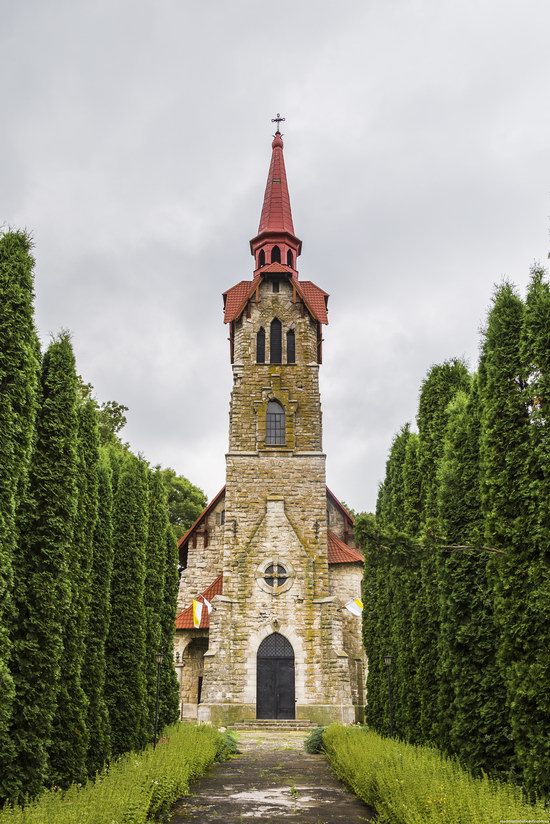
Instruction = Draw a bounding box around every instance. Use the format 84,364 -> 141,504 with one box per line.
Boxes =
271,112 -> 285,133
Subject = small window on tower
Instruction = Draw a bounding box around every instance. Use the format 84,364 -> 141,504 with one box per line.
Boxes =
271,245 -> 281,263
270,318 -> 282,363
258,249 -> 265,267
287,250 -> 294,267
266,400 -> 285,446
257,328 -> 266,364
287,329 -> 295,364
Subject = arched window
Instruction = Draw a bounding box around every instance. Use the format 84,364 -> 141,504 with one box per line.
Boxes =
286,250 -> 294,267
256,327 -> 265,363
270,318 -> 282,363
286,329 -> 295,364
258,249 -> 265,267
271,245 -> 281,263
266,400 -> 285,445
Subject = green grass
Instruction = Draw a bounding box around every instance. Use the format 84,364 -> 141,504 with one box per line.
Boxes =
323,724 -> 549,824
0,723 -> 227,823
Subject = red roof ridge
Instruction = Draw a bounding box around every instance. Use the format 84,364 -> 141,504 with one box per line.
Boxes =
223,274 -> 329,326
328,531 -> 364,564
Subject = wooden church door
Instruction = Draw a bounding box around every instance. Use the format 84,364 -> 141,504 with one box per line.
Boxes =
256,632 -> 295,719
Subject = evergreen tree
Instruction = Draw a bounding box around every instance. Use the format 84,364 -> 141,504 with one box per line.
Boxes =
8,334 -> 78,802
413,359 -> 470,742
376,425 -> 411,529
480,275 -> 550,798
158,522 -> 180,729
0,230 -> 40,797
436,382 -> 512,774
144,468 -> 168,739
105,453 -> 149,757
84,450 -> 113,775
403,433 -> 422,537
49,398 -> 99,786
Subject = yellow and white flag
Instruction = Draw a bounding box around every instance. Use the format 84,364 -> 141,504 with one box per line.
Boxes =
344,598 -> 364,617
192,599 -> 203,628
202,596 -> 213,615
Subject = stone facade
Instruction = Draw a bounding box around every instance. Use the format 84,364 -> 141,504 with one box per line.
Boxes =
174,129 -> 365,725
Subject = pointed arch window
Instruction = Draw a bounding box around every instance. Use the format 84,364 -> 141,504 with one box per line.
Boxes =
270,318 -> 282,364
271,245 -> 281,263
266,400 -> 285,445
258,249 -> 266,267
286,329 -> 295,364
286,250 -> 294,268
256,327 -> 265,364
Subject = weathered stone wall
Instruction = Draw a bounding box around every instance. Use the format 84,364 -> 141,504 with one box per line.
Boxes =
327,497 -> 355,546
176,496 -> 225,610
329,563 -> 367,717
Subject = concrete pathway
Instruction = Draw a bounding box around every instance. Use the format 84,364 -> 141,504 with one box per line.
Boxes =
171,730 -> 375,823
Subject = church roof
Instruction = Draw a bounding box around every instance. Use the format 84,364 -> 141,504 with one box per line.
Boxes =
223,276 -> 328,326
328,531 -> 364,564
175,574 -> 223,629
257,131 -> 295,236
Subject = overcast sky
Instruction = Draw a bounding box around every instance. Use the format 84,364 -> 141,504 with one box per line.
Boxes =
2,0 -> 549,512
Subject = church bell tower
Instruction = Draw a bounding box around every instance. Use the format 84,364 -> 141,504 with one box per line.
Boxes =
174,120 -> 365,726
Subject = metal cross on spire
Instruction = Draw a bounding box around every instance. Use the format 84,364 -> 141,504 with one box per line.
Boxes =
271,112 -> 285,133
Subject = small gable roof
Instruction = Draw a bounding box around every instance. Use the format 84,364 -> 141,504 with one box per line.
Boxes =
175,574 -> 223,630
328,531 -> 363,564
223,275 -> 329,326
326,486 -> 355,526
177,486 -> 225,548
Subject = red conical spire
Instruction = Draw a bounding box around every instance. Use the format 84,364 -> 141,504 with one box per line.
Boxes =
257,131 -> 295,235
250,118 -> 302,277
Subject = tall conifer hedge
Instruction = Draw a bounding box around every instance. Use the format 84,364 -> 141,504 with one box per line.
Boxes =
8,334 -> 78,802
0,231 -> 40,797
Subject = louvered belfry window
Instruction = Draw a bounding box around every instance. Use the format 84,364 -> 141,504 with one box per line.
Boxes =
266,400 -> 285,445
270,318 -> 282,364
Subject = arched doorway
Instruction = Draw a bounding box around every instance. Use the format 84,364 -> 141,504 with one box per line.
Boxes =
256,632 -> 295,719
181,638 -> 209,715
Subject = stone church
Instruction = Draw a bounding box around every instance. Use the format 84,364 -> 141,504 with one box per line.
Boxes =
174,124 -> 365,726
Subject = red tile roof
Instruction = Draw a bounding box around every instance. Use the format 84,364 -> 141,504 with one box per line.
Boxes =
223,276 -> 329,326
175,574 -> 223,629
328,531 -> 364,564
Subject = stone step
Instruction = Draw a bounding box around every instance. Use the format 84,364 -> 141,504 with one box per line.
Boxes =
230,720 -> 316,731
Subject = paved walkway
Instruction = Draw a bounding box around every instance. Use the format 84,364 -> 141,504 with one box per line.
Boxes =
171,730 -> 375,822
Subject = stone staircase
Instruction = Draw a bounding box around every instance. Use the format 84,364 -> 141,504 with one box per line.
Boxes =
229,719 -> 316,731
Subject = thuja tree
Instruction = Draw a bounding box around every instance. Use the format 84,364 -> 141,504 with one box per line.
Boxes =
49,397 -> 99,786
376,425 -> 412,529
403,433 -> 421,537
144,468 -> 169,738
518,267 -> 550,798
0,230 -> 40,797
8,333 -> 78,802
481,274 -> 550,798
84,450 -> 114,775
105,452 -> 149,757
358,514 -> 419,740
436,382 -> 512,775
158,522 -> 180,729
413,359 -> 470,743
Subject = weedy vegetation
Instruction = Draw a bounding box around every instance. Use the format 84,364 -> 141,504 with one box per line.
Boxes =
0,724 -> 228,824
323,725 -> 549,824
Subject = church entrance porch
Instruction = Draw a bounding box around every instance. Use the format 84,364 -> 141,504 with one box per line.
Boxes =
256,632 -> 295,720
180,637 -> 209,720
